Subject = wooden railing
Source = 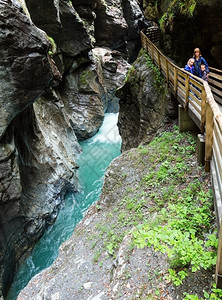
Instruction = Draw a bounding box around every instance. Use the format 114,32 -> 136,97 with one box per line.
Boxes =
140,29 -> 222,287
208,67 -> 222,105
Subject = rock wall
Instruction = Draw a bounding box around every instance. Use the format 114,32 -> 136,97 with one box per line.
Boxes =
24,0 -> 144,138
117,50 -> 175,151
0,0 -> 64,296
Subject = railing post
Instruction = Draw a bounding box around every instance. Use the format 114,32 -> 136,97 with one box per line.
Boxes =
216,221 -> 222,288
197,134 -> 205,165
142,37 -> 145,50
205,101 -> 214,172
185,74 -> 189,111
151,45 -> 154,62
174,67 -> 178,96
147,39 -> 151,57
157,51 -> 161,70
166,59 -> 169,85
140,32 -> 143,49
146,38 -> 148,53
201,86 -> 206,133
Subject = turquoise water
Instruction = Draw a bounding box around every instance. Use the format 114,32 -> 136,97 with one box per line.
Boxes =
6,113 -> 121,300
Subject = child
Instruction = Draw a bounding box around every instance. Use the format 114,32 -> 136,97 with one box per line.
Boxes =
184,58 -> 195,74
200,63 -> 208,81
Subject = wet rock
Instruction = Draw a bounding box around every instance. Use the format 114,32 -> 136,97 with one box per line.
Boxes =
117,51 -> 170,151
14,98 -> 81,221
92,48 -> 131,113
121,0 -> 147,62
26,0 -> 92,58
0,0 -> 55,139
94,0 -> 146,62
1,93 -> 81,298
0,141 -> 21,204
59,67 -> 105,140
56,47 -> 131,140
0,0 -> 70,297
94,0 -> 128,51
74,4 -> 97,46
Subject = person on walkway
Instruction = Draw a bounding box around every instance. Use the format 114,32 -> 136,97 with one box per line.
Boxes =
184,58 -> 195,74
193,48 -> 209,79
184,58 -> 195,99
200,63 -> 208,81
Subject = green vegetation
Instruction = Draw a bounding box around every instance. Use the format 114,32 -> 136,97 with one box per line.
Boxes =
123,50 -> 166,101
158,0 -> 197,32
124,65 -> 136,83
183,283 -> 222,299
89,126 -> 220,299
181,0 -> 196,16
143,50 -> 165,89
132,189 -> 217,271
132,129 -> 219,298
67,0 -> 73,8
79,69 -> 95,87
47,36 -> 57,56
79,70 -> 89,86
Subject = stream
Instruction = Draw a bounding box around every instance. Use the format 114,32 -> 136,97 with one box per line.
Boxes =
6,113 -> 121,300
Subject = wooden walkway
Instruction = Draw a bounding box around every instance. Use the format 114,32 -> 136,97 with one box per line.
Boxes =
140,29 -> 222,287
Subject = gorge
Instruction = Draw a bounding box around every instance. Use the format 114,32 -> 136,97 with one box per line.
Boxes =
7,113 -> 121,299
1,0 -> 222,299
0,0 -> 144,297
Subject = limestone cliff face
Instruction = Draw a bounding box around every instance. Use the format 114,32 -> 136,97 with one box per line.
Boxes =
117,50 -> 174,151
0,1 -> 53,139
0,1 -> 64,297
0,0 -> 145,298
24,0 -> 144,138
143,0 -> 222,68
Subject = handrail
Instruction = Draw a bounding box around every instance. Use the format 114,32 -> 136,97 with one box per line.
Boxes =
140,28 -> 222,288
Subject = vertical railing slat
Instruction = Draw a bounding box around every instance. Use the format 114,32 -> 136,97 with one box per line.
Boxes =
201,86 -> 207,133
157,51 -> 161,70
216,222 -> 222,287
205,102 -> 214,172
151,44 -> 154,62
166,58 -> 169,85
174,67 -> 178,96
185,74 -> 189,111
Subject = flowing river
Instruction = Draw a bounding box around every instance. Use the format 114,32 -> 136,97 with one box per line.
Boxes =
6,113 -> 121,300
